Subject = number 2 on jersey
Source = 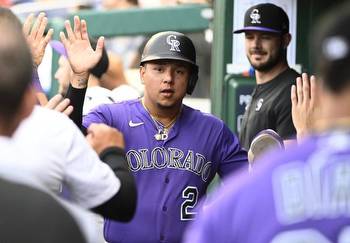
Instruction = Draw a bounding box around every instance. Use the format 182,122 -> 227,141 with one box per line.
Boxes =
181,186 -> 198,221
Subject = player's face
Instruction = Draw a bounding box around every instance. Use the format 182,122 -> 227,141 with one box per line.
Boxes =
244,31 -> 285,72
55,56 -> 72,96
140,60 -> 190,110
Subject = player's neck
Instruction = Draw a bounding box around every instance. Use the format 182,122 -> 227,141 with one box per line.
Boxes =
255,62 -> 288,85
0,119 -> 18,137
315,90 -> 350,131
141,98 -> 182,126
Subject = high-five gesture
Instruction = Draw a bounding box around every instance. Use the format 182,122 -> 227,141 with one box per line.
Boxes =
291,73 -> 320,140
60,16 -> 104,88
23,12 -> 53,67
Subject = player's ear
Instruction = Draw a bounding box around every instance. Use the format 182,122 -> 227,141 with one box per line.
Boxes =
139,64 -> 146,84
282,33 -> 291,49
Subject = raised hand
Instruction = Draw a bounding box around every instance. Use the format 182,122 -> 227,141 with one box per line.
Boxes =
23,12 -> 53,67
60,16 -> 104,88
86,123 -> 125,154
291,73 -> 320,140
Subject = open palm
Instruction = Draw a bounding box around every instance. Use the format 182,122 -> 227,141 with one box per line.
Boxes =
60,16 -> 104,76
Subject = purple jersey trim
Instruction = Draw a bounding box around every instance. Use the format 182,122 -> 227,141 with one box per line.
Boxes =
233,26 -> 281,33
31,67 -> 43,93
50,40 -> 67,57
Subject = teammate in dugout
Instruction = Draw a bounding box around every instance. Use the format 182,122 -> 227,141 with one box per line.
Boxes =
184,2 -> 350,242
62,16 -> 247,242
234,3 -> 300,150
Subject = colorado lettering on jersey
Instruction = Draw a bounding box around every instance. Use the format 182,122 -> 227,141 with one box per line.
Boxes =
126,147 -> 212,182
272,155 -> 350,225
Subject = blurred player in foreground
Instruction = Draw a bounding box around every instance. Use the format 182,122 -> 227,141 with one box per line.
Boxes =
184,2 -> 350,242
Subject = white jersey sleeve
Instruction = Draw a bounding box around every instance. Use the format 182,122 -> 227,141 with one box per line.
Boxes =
14,106 -> 120,208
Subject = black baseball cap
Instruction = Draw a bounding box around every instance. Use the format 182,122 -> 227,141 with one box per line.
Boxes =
233,3 -> 289,34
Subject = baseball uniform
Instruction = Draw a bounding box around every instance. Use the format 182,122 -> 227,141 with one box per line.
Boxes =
83,99 -> 247,242
239,68 -> 299,150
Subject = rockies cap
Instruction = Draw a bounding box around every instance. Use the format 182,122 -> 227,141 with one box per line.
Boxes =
233,3 -> 289,34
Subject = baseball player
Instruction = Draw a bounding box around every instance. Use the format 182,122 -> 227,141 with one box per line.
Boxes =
0,16 -> 106,243
234,3 -> 299,150
62,16 -> 247,242
183,3 -> 350,242
0,7 -> 137,229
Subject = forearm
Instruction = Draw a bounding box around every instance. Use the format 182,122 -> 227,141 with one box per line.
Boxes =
91,147 -> 137,222
65,83 -> 87,132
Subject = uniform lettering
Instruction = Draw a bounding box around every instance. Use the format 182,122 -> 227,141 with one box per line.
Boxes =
125,147 -> 211,182
140,148 -> 153,170
126,150 -> 143,172
152,147 -> 169,169
273,158 -> 350,225
168,147 -> 184,168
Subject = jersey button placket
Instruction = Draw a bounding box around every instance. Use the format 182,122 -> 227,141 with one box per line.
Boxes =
165,177 -> 169,184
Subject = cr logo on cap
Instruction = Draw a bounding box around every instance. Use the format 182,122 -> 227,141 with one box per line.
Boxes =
166,35 -> 181,52
250,9 -> 261,24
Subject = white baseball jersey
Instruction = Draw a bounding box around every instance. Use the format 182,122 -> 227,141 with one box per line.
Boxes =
13,105 -> 120,208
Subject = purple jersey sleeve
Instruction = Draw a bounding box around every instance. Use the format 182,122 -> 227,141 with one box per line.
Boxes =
184,132 -> 350,243
216,123 -> 248,178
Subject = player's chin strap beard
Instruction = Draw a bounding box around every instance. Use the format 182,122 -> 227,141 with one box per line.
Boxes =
141,98 -> 182,141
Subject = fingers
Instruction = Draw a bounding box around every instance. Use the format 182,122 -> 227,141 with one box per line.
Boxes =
296,76 -> 303,103
291,84 -> 297,106
62,105 -> 74,116
45,94 -> 64,109
81,19 -> 89,40
59,31 -> 68,46
36,14 -> 48,41
44,94 -> 71,114
64,19 -> 75,42
23,13 -> 34,36
302,73 -> 310,103
54,97 -> 71,112
30,12 -> 45,40
41,28 -> 54,49
95,36 -> 104,55
73,16 -> 82,40
310,75 -> 317,107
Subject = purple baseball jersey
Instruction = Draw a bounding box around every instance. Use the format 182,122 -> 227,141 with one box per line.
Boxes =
184,130 -> 350,243
83,99 -> 247,243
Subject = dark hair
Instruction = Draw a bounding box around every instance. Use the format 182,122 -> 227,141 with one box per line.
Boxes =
128,0 -> 138,6
0,7 -> 22,29
0,8 -> 33,119
312,2 -> 350,93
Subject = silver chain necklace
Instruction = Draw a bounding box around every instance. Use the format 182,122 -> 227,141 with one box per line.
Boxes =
141,99 -> 180,141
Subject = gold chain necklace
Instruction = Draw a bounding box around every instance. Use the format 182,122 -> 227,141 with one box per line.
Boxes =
141,98 -> 181,140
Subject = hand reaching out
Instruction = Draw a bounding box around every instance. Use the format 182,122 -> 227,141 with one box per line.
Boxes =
23,12 -> 53,67
44,94 -> 73,116
86,123 -> 125,155
60,16 -> 104,88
